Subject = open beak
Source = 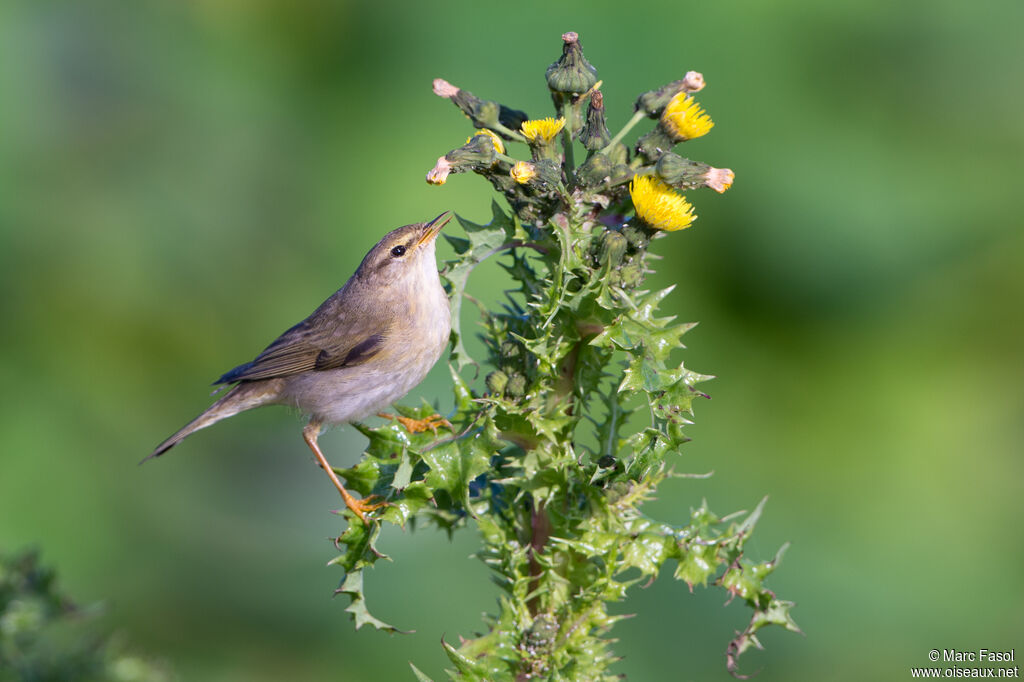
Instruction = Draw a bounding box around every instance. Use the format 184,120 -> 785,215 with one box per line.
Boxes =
418,211 -> 451,246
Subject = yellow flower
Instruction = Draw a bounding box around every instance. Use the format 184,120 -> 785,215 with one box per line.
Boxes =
661,93 -> 714,141
510,161 -> 537,184
466,128 -> 505,154
629,175 -> 696,231
520,117 -> 566,144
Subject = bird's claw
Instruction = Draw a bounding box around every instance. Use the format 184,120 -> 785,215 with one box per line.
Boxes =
378,412 -> 453,435
343,493 -> 388,524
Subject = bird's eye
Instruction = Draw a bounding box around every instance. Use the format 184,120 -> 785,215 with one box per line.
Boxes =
390,245 -> 407,257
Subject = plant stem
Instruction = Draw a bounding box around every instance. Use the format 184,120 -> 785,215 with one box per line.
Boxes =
602,109 -> 647,154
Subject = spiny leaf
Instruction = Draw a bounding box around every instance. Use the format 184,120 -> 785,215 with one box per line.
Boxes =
441,637 -> 491,680
421,440 -> 492,507
336,568 -> 405,633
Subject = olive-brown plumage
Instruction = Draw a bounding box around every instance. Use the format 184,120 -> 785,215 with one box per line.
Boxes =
147,213 -> 452,521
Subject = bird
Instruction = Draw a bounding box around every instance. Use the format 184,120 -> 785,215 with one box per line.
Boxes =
146,212 -> 453,522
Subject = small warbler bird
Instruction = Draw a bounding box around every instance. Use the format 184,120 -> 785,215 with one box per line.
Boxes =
147,212 -> 453,522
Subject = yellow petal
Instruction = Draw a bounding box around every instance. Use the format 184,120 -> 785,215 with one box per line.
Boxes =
661,93 -> 714,142
520,117 -> 566,144
510,161 -> 537,184
629,175 -> 696,231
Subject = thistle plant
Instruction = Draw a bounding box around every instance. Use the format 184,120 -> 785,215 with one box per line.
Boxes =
331,32 -> 800,679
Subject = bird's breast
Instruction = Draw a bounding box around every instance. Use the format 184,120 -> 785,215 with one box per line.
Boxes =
280,276 -> 450,425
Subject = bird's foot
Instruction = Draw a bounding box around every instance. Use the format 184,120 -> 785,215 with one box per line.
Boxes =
378,412 -> 453,435
340,490 -> 388,524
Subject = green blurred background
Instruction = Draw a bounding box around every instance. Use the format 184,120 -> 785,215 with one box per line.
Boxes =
2,0 -> 1021,679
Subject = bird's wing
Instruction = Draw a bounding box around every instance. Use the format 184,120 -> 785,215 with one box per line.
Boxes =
213,301 -> 389,384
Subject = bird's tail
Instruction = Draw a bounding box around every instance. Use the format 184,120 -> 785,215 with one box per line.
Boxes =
142,383 -> 276,463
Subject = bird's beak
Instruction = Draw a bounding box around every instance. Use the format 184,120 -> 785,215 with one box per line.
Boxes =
418,211 -> 451,246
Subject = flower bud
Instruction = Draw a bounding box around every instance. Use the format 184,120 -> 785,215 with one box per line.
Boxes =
579,90 -> 611,152
500,340 -> 521,360
486,370 -> 509,395
545,31 -> 598,95
433,78 -> 529,139
704,167 -> 735,193
609,163 -> 634,185
576,153 -> 613,187
425,157 -> 451,185
505,372 -> 528,397
425,135 -> 499,185
634,71 -> 706,118
619,262 -> 644,287
599,230 -> 629,267
656,153 -> 734,193
621,224 -> 650,250
510,161 -> 538,185
656,153 -> 711,188
635,128 -> 674,162
605,142 -> 628,166
531,159 -> 565,189
447,134 -> 497,168
466,129 -> 505,155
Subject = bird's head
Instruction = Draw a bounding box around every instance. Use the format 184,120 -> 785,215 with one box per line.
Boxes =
352,212 -> 451,290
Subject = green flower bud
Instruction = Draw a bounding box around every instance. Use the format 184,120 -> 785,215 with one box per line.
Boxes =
433,78 -> 529,139
576,153 -> 613,187
634,71 -> 705,118
532,159 -> 565,188
506,372 -> 528,397
619,262 -> 644,288
545,31 -> 598,95
445,134 -> 497,169
599,230 -> 629,267
580,90 -> 611,152
525,613 -> 559,650
500,340 -> 521,359
486,370 -> 509,394
426,134 -> 503,185
605,142 -> 628,166
656,152 -> 713,190
609,164 -> 634,185
635,127 -> 675,163
621,224 -> 650,250
655,152 -> 735,193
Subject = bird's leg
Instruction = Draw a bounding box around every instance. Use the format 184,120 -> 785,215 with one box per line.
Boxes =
302,420 -> 385,523
377,412 -> 453,435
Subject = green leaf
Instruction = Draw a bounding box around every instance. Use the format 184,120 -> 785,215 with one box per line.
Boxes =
620,532 -> 670,577
380,481 -> 433,527
392,447 -> 414,491
618,352 -> 659,393
673,541 -> 720,589
421,440 -> 491,508
328,515 -> 385,572
441,637 -> 491,681
336,568 -> 405,633
752,598 -> 803,635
